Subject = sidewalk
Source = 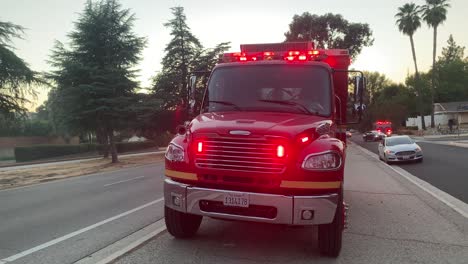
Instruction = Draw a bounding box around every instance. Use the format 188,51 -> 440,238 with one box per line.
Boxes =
412,132 -> 468,140
113,144 -> 468,264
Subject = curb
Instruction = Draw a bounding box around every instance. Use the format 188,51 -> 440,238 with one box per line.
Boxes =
415,140 -> 468,149
75,218 -> 167,264
350,142 -> 468,219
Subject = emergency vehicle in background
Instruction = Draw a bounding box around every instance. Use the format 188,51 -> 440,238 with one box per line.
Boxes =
374,120 -> 392,136
163,42 -> 365,257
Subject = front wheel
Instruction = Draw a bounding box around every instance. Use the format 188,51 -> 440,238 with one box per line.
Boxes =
318,189 -> 344,257
165,206 -> 202,238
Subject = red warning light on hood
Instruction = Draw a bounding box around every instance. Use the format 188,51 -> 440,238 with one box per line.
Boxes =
277,145 -> 285,158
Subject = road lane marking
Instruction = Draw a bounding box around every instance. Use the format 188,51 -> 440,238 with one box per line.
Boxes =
104,176 -> 145,187
0,197 -> 164,263
352,142 -> 468,218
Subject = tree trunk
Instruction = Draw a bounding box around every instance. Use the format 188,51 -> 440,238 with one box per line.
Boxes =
108,129 -> 118,163
430,26 -> 437,128
409,35 -> 426,130
97,126 -> 109,158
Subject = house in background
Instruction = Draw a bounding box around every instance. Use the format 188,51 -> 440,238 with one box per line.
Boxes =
406,101 -> 468,131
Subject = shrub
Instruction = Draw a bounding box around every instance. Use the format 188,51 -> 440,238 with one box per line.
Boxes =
115,140 -> 157,153
153,132 -> 174,147
14,144 -> 97,162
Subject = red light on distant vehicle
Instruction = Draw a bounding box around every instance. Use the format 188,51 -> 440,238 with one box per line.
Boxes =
377,129 -> 381,133
285,56 -> 295,61
308,50 -> 320,55
239,56 -> 247,61
301,136 -> 310,143
277,145 -> 285,158
298,55 -> 307,61
288,51 -> 300,56
197,142 -> 203,153
263,51 -> 274,56
251,56 -> 257,61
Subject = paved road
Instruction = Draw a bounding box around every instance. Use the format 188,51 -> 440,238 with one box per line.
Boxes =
350,134 -> 468,203
115,145 -> 468,264
2,145 -> 467,264
0,163 -> 165,264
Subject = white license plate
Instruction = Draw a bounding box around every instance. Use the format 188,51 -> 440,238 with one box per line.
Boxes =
223,192 -> 249,208
402,156 -> 410,160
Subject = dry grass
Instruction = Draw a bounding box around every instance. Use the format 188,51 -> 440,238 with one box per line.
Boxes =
0,153 -> 164,190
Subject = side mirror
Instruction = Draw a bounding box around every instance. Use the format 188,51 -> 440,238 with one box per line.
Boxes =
188,75 -> 197,115
348,72 -> 366,124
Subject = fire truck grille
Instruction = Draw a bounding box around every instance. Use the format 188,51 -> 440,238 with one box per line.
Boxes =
195,137 -> 287,173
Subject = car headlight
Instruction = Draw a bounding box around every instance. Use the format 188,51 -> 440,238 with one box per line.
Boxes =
415,147 -> 422,152
385,150 -> 395,154
302,151 -> 342,170
165,143 -> 184,162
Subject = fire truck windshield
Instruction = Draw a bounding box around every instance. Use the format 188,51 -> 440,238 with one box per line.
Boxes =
203,64 -> 331,116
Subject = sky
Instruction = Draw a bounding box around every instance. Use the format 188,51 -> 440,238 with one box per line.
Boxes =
2,0 -> 467,111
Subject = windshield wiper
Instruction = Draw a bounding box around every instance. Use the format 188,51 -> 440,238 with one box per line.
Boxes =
207,100 -> 242,111
258,99 -> 317,115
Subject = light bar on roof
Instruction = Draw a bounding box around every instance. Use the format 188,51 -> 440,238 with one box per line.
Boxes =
240,42 -> 315,53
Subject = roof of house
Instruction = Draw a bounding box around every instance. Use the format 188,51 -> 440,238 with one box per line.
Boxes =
434,101 -> 468,113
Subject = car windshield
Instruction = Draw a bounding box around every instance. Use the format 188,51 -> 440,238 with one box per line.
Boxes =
386,137 -> 413,146
203,64 -> 331,116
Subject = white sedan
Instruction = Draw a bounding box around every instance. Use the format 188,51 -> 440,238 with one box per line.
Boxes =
378,135 -> 423,164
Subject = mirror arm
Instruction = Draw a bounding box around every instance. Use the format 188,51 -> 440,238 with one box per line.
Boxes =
335,95 -> 342,125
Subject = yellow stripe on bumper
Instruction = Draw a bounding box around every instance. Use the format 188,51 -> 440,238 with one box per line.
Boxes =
280,180 -> 341,189
165,169 -> 197,181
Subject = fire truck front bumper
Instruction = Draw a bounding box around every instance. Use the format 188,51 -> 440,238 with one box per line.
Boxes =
164,178 -> 339,225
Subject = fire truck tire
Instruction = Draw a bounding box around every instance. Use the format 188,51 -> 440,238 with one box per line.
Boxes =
318,190 -> 343,257
165,206 -> 202,238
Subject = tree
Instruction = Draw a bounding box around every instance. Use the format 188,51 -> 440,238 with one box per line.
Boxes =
47,0 -> 146,163
422,0 -> 450,128
284,13 -> 374,59
153,6 -> 202,110
362,71 -> 391,105
433,35 -> 468,102
395,3 -> 426,130
438,34 -> 463,64
0,21 -> 42,120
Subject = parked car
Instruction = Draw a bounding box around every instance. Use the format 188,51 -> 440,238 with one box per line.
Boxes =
362,130 -> 386,142
378,135 -> 423,164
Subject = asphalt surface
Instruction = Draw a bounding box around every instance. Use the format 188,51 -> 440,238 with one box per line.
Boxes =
1,144 -> 467,264
351,133 -> 468,203
0,163 -> 165,264
114,145 -> 468,264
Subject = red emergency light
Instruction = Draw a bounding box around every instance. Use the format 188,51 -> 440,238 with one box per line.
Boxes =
277,145 -> 285,158
221,42 -> 330,63
197,142 -> 203,153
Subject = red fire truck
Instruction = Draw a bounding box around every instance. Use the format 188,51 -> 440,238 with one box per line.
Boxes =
164,42 -> 365,257
374,120 -> 392,136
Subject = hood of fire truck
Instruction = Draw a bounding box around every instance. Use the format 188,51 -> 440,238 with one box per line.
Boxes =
190,111 -> 333,138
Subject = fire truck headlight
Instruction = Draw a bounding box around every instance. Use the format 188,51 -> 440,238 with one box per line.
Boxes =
165,143 -> 184,162
302,151 -> 342,171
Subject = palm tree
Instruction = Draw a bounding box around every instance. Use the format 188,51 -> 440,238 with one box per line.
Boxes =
422,0 -> 450,128
395,3 -> 426,130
